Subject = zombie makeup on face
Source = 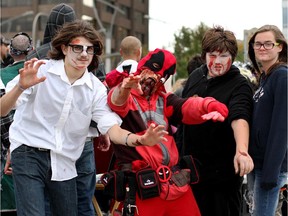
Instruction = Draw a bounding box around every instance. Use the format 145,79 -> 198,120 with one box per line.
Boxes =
139,69 -> 161,96
206,51 -> 232,77
65,37 -> 93,70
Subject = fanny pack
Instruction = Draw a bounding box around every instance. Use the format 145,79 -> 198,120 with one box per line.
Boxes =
101,155 -> 199,202
179,155 -> 200,184
101,170 -> 126,201
136,168 -> 160,200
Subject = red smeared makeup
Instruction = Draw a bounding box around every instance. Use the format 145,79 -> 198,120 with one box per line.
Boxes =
65,37 -> 93,71
71,39 -> 81,44
206,51 -> 232,77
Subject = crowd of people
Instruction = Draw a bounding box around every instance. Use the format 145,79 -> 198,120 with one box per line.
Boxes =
0,3 -> 287,216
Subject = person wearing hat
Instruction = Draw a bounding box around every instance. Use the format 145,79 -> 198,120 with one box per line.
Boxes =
0,32 -> 33,215
0,35 -> 14,68
105,48 -> 229,216
1,32 -> 33,86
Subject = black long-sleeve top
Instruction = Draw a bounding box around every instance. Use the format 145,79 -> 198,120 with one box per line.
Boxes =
181,64 -> 253,184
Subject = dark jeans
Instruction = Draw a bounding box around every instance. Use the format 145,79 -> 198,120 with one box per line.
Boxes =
75,140 -> 96,216
45,140 -> 96,216
11,145 -> 77,216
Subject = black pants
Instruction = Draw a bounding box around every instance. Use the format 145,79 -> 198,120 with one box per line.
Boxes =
192,176 -> 243,216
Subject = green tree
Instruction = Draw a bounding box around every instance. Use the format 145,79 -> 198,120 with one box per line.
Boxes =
236,40 -> 244,63
173,22 -> 209,80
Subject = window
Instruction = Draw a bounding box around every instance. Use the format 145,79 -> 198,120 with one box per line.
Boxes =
120,5 -> 130,19
1,0 -> 32,7
39,0 -> 73,4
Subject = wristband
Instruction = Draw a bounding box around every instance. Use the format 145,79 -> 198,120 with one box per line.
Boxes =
17,83 -> 26,91
125,132 -> 133,146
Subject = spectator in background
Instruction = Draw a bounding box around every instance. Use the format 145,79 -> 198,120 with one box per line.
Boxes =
239,66 -> 258,92
179,26 -> 254,216
0,32 -> 33,215
0,35 -> 13,68
174,54 -> 203,97
247,24 -> 287,216
1,32 -> 33,86
105,35 -> 142,89
173,54 -> 204,152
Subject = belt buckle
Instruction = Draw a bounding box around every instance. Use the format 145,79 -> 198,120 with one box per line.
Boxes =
156,165 -> 171,183
38,148 -> 48,151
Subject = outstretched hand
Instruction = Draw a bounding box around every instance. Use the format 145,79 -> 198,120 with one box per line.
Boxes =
201,111 -> 226,122
121,74 -> 143,94
202,99 -> 228,122
140,123 -> 168,146
18,58 -> 46,90
207,100 -> 228,118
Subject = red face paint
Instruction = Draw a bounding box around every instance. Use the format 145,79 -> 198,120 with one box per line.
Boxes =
206,51 -> 232,77
64,37 -> 93,74
71,39 -> 81,44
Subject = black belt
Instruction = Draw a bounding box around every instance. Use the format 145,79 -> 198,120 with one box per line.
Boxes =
23,144 -> 50,152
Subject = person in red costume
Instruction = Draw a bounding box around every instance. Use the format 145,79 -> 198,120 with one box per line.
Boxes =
105,48 -> 229,216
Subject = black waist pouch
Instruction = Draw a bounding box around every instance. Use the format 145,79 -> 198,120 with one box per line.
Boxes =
136,168 -> 160,200
100,170 -> 126,201
179,155 -> 200,184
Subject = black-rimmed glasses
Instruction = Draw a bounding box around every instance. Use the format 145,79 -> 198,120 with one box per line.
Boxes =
253,42 -> 280,50
68,44 -> 96,55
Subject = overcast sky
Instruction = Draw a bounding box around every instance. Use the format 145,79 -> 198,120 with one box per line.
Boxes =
148,0 -> 283,51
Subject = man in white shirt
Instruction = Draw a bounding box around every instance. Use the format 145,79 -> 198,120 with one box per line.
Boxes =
4,20 -> 167,216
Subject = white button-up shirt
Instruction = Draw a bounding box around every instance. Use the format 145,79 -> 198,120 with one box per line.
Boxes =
6,60 -> 122,181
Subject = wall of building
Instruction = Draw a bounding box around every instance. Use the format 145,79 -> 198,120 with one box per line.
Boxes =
0,0 -> 149,71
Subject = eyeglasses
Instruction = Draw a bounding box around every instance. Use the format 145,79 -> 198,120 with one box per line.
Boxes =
68,44 -> 96,55
253,42 -> 280,50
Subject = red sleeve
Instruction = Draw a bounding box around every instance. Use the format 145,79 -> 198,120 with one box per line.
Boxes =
181,96 -> 215,124
105,69 -> 129,89
107,86 -> 132,118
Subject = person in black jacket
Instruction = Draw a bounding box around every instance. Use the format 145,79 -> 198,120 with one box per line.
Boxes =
247,24 -> 287,216
177,25 -> 254,216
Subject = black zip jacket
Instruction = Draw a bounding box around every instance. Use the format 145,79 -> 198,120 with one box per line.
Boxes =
180,64 -> 253,184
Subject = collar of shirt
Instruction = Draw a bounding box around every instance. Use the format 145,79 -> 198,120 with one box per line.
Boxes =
47,60 -> 93,90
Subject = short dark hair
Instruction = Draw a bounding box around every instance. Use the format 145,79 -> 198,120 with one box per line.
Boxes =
201,26 -> 238,62
186,54 -> 204,75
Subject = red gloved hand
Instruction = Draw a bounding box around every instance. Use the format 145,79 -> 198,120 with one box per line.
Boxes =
206,99 -> 228,119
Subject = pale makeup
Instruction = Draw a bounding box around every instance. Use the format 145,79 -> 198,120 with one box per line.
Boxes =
206,51 -> 232,77
62,37 -> 93,71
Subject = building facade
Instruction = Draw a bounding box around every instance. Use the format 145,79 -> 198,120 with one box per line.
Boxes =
0,0 -> 149,71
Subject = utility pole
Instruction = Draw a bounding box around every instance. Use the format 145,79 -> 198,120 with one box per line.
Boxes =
92,0 -> 125,73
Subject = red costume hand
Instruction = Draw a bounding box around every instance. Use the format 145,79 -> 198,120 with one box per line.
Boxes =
206,100 -> 228,119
